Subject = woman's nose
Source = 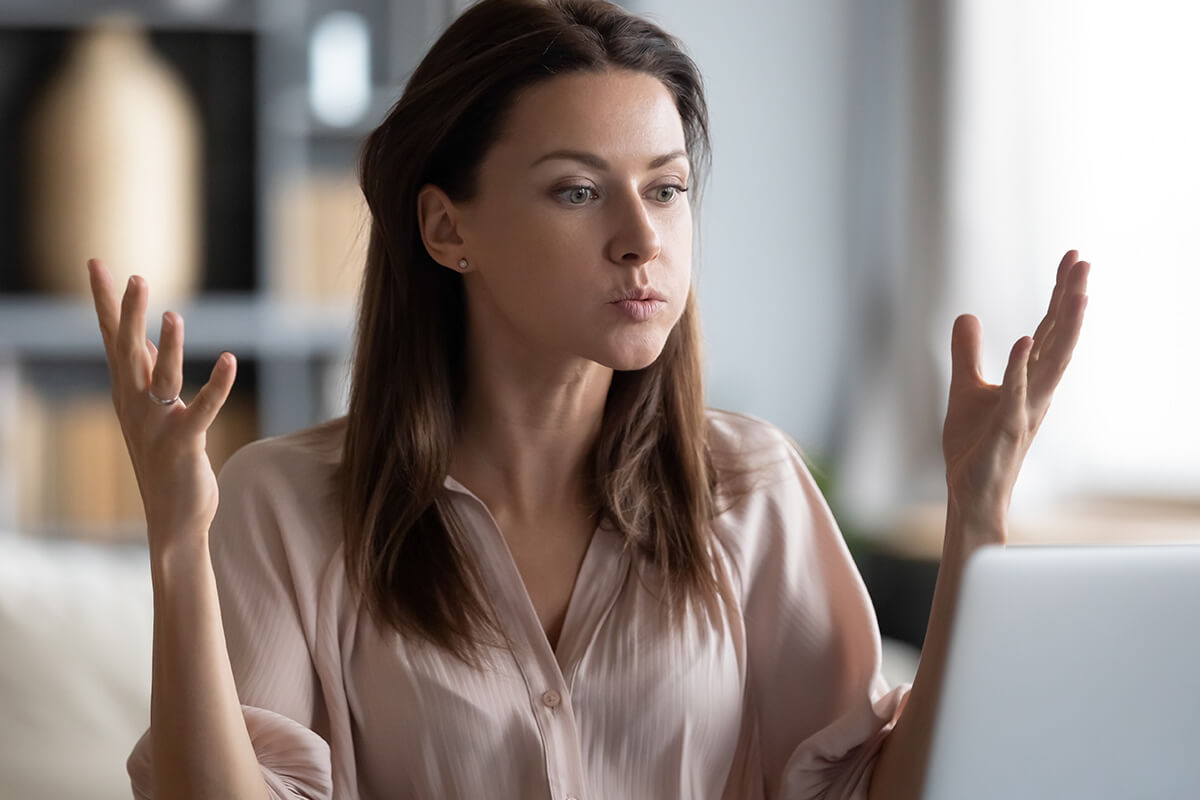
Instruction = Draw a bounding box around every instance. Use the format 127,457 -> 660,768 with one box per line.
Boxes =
606,189 -> 662,266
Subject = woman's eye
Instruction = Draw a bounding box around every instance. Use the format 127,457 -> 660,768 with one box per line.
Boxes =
555,183 -> 687,206
558,186 -> 596,205
653,184 -> 687,203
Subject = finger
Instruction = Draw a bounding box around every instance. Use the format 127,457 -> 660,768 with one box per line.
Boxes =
1036,259 -> 1090,365
1056,261 -> 1090,342
146,338 -> 158,364
1031,291 -> 1088,402
1036,261 -> 1094,352
1031,250 -> 1079,361
117,275 -> 151,392
1049,249 -> 1080,315
1029,315 -> 1054,365
950,314 -> 983,388
1001,336 -> 1033,436
1055,247 -> 1078,287
183,353 -> 237,433
149,312 -> 183,406
1068,258 -> 1090,297
86,259 -> 122,362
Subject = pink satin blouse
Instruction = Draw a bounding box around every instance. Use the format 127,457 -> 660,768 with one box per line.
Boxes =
128,408 -> 909,799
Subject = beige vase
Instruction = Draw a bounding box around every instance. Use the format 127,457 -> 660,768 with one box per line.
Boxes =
23,15 -> 203,307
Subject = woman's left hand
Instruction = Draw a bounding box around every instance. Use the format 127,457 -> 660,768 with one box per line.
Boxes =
941,249 -> 1090,546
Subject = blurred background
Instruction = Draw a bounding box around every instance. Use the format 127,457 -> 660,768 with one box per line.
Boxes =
1,0 -> 1197,796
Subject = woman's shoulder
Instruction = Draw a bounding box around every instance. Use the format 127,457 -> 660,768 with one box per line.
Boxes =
219,415 -> 347,488
703,407 -> 825,529
705,407 -> 791,446
212,416 -> 348,557
704,407 -> 803,476
702,408 -> 838,587
208,418 -> 350,642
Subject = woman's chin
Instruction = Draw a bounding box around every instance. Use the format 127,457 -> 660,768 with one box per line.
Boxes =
602,343 -> 669,372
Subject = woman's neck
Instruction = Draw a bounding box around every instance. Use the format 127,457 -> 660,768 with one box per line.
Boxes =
450,357 -> 612,526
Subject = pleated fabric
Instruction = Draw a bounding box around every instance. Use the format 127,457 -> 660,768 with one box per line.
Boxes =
128,409 -> 910,799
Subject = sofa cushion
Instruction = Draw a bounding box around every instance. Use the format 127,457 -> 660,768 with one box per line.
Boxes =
0,535 -> 152,800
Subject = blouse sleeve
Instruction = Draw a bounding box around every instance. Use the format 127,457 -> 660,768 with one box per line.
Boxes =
126,441 -> 334,799
715,417 -> 911,800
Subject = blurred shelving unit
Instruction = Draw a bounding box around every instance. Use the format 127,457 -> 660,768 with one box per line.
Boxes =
0,0 -> 452,541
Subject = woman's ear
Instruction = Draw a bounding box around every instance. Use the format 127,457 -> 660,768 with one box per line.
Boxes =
416,184 -> 468,271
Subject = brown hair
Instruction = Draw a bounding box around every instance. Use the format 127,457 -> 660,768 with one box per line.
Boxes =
338,0 -> 737,667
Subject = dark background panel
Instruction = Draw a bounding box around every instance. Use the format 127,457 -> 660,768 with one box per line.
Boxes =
0,26 -> 257,294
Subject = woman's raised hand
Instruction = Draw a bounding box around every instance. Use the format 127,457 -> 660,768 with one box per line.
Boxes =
86,258 -> 237,552
941,249 -> 1090,545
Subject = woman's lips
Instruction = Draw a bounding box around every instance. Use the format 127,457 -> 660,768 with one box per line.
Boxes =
611,298 -> 667,321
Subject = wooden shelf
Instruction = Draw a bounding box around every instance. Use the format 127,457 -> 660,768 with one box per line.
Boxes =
0,295 -> 355,359
0,0 -> 434,543
879,498 -> 1200,561
0,3 -> 267,32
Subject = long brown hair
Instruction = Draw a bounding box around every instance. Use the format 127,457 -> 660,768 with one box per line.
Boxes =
339,0 -> 737,667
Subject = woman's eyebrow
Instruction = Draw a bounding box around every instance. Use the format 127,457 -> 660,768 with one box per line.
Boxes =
528,149 -> 689,171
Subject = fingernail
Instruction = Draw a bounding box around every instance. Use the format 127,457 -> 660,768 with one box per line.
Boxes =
127,276 -> 136,291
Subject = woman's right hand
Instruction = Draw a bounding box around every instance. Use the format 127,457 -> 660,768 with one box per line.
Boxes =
87,258 -> 238,552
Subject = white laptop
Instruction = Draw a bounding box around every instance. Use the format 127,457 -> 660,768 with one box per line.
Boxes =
921,544 -> 1200,799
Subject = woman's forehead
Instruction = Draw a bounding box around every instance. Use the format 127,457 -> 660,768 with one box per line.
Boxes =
490,70 -> 688,169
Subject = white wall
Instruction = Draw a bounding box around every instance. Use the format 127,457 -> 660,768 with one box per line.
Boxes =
632,0 -> 855,454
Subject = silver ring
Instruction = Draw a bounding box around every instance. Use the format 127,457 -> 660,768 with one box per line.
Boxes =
147,388 -> 181,406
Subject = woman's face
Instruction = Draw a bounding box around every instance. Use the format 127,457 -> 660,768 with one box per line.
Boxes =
454,68 -> 693,372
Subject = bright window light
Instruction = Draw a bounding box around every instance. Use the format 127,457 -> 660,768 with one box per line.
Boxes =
945,0 -> 1200,501
309,11 -> 371,128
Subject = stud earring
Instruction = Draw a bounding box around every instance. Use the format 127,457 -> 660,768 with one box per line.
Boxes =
457,258 -> 469,271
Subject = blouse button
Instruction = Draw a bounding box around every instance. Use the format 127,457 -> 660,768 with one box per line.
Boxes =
541,689 -> 562,708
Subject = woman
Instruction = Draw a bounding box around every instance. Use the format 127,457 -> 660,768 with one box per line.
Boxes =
87,0 -> 1089,797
